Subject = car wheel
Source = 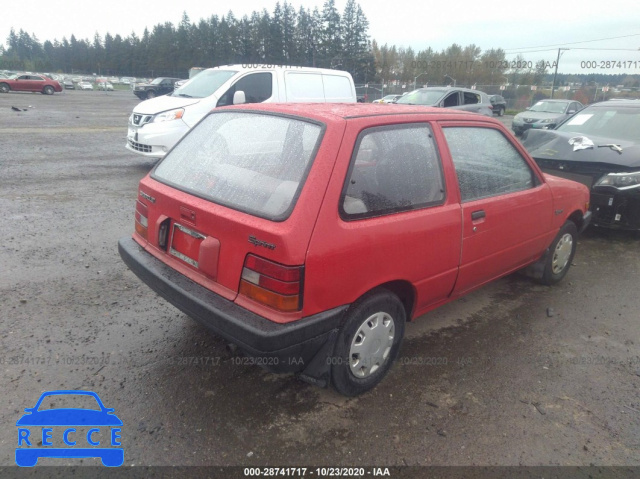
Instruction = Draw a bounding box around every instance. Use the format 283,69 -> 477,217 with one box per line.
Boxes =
540,221 -> 578,285
331,290 -> 406,396
498,106 -> 505,117
43,85 -> 55,95
0,83 -> 10,93
146,90 -> 156,100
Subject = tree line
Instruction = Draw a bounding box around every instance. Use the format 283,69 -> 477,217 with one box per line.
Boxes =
0,0 -> 373,81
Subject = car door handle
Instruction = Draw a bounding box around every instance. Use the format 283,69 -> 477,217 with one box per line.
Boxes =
471,210 -> 486,220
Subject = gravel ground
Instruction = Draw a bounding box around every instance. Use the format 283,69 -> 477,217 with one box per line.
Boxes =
0,90 -> 639,474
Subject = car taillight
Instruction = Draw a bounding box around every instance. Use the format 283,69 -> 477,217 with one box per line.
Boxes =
239,254 -> 303,312
134,201 -> 148,240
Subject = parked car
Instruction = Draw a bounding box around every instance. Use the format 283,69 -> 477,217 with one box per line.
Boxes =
97,82 -> 114,91
522,100 -> 640,230
78,81 -> 94,91
395,87 -> 493,116
62,80 -> 75,90
126,65 -> 357,159
119,103 -> 591,396
512,99 -> 583,135
488,94 -> 507,116
0,74 -> 62,95
133,77 -> 182,100
373,94 -> 402,104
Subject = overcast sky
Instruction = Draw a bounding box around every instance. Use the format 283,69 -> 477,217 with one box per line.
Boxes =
3,0 -> 640,74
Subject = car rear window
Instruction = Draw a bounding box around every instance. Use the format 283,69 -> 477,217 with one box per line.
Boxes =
152,112 -> 324,220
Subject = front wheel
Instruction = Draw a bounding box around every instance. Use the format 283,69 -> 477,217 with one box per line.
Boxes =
0,83 -> 10,93
146,90 -> 156,99
331,290 -> 406,396
498,106 -> 505,117
540,221 -> 578,285
43,85 -> 54,95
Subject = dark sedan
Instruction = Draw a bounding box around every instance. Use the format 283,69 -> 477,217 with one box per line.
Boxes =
133,77 -> 182,100
522,100 -> 640,230
0,74 -> 63,95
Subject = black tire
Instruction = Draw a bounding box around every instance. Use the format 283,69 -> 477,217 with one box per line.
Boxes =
331,290 -> 406,396
498,106 -> 505,117
43,85 -> 54,95
146,90 -> 156,100
540,221 -> 578,285
0,83 -> 10,93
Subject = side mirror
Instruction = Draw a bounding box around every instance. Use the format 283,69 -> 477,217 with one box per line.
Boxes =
233,91 -> 246,105
567,110 -> 575,114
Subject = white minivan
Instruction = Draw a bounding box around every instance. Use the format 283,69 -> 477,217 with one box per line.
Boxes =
126,65 -> 357,158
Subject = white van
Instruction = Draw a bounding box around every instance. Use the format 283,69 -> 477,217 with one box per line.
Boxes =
126,65 -> 357,158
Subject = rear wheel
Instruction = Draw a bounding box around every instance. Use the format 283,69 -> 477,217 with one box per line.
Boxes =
146,90 -> 156,99
331,290 -> 405,396
0,83 -> 10,93
43,85 -> 54,95
541,221 -> 578,285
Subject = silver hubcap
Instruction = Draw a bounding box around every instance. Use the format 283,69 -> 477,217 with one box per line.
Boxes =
552,233 -> 573,274
349,312 -> 395,378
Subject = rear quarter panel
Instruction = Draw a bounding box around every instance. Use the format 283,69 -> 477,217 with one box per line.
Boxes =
304,116 -> 463,319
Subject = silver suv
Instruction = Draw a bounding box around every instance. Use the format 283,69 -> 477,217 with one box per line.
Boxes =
396,87 -> 493,116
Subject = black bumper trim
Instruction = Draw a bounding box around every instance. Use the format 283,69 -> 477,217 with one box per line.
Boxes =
579,210 -> 592,234
118,237 -> 347,365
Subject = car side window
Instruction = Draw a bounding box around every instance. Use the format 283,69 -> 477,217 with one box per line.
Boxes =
443,93 -> 459,107
443,127 -> 536,202
463,92 -> 480,105
217,72 -> 273,107
340,124 -> 445,220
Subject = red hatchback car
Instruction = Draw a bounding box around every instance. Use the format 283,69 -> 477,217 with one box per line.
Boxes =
0,74 -> 62,95
119,103 -> 591,396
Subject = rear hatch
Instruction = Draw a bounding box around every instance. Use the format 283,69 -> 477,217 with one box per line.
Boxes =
133,110 -> 334,322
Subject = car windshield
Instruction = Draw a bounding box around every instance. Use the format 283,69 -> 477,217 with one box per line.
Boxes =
36,394 -> 102,411
153,112 -> 323,220
171,69 -> 237,98
150,78 -> 164,85
556,105 -> 640,143
396,89 -> 445,105
529,101 -> 568,113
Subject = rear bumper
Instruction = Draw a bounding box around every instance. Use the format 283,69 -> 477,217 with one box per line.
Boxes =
118,237 -> 347,385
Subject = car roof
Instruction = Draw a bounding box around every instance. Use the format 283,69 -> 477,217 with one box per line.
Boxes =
414,86 -> 486,94
535,99 -> 572,103
591,99 -> 640,107
207,64 -> 352,76
220,102 -> 502,124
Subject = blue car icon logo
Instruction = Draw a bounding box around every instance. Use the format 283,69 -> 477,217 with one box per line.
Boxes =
16,390 -> 123,467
